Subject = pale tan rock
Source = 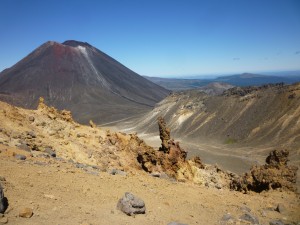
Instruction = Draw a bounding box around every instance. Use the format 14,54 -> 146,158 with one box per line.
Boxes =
0,216 -> 8,224
19,207 -> 33,218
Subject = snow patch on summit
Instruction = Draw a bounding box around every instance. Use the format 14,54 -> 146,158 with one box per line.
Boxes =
77,46 -> 110,88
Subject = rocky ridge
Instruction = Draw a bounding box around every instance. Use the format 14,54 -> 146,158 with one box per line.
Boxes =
231,149 -> 298,193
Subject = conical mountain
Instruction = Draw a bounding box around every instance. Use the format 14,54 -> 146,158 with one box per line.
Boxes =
0,40 -> 169,123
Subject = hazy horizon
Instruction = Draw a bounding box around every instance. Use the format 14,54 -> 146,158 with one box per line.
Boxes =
144,69 -> 300,79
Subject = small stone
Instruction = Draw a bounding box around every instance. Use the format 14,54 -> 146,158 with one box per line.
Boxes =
240,205 -> 251,212
75,163 -> 86,169
44,194 -> 56,200
89,120 -> 96,128
18,143 -> 31,152
0,217 -> 8,224
261,210 -> 267,217
117,192 -> 145,216
269,220 -> 285,225
239,212 -> 259,224
15,154 -> 26,160
28,116 -> 35,122
19,207 -> 33,218
275,203 -> 285,213
26,131 -> 36,138
44,147 -> 56,157
221,213 -> 234,221
77,133 -> 87,138
48,130 -> 56,136
215,183 -> 222,189
108,169 -> 127,176
150,172 -> 161,177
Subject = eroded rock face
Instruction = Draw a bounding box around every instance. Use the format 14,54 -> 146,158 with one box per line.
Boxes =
230,149 -> 298,193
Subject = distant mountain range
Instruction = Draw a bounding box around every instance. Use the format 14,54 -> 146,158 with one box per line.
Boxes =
0,40 -> 169,123
144,73 -> 300,91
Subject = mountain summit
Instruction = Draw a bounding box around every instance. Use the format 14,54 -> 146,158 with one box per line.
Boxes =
0,40 -> 169,123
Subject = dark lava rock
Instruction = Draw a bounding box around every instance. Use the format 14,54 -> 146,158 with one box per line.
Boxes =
0,184 -> 8,213
117,192 -> 145,216
15,154 -> 26,160
239,212 -> 259,224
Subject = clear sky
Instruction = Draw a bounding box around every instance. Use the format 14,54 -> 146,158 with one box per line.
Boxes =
0,0 -> 299,77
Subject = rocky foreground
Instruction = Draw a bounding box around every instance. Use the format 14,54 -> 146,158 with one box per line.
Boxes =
0,99 -> 299,224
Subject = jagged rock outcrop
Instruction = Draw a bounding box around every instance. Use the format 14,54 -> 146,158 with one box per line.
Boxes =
158,116 -> 171,153
137,117 -> 189,178
37,97 -> 74,123
230,149 -> 298,193
136,117 -> 234,189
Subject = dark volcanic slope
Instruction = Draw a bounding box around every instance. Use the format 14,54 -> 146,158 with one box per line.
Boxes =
0,40 -> 169,123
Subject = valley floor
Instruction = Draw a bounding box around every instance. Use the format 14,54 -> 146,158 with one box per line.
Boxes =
1,144 -> 300,225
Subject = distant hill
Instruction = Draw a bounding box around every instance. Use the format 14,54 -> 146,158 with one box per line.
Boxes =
214,73 -> 300,86
0,40 -> 169,123
145,73 -> 300,91
143,76 -> 210,91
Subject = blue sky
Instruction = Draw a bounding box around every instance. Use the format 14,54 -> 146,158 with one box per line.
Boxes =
0,0 -> 299,77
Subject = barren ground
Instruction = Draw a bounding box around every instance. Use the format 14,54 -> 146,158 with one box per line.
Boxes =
1,144 -> 300,225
